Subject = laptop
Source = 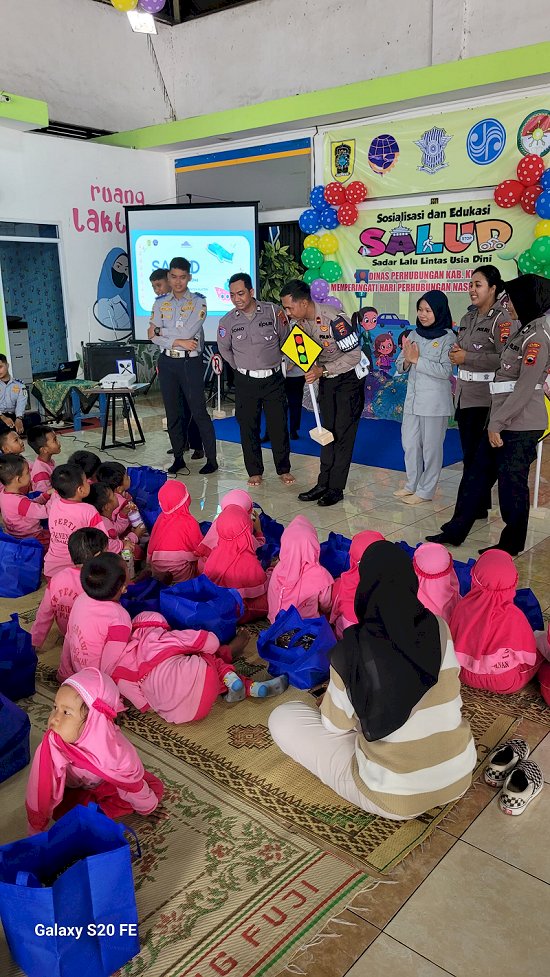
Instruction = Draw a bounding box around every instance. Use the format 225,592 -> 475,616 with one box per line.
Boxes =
54,360 -> 80,382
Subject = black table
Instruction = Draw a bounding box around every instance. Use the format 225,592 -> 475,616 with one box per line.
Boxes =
85,384 -> 148,450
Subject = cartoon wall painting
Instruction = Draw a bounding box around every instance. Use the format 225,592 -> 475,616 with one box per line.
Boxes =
374,332 -> 397,372
93,247 -> 132,338
351,306 -> 412,419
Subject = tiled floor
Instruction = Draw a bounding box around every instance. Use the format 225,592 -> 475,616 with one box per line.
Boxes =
52,400 -> 550,976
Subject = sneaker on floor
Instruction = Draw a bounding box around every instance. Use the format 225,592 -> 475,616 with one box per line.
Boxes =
393,487 -> 414,498
401,493 -> 431,505
484,738 -> 530,787
499,760 -> 544,815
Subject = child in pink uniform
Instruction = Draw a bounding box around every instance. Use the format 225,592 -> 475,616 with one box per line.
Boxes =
32,528 -> 108,651
450,549 -> 542,694
268,516 -> 333,622
0,454 -> 50,550
196,489 -> 265,570
67,450 -> 101,482
58,553 -> 132,683
147,480 -> 203,583
25,668 -> 163,834
413,542 -> 460,623
204,505 -> 269,622
45,464 -> 126,578
330,530 -> 385,639
27,425 -> 61,492
96,461 -> 138,536
88,482 -> 145,553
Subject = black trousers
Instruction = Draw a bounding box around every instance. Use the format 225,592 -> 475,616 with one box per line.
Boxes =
455,404 -> 492,517
235,371 -> 290,477
261,375 -> 306,438
318,370 -> 364,491
179,394 -> 203,452
441,429 -> 542,554
157,353 -> 217,462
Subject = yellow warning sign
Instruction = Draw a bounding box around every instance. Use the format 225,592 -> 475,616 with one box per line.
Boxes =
539,392 -> 550,441
281,325 -> 323,373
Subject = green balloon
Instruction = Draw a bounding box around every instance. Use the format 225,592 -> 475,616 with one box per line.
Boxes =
531,236 -> 550,265
319,260 -> 342,283
518,250 -> 539,274
301,247 -> 323,269
303,268 -> 317,285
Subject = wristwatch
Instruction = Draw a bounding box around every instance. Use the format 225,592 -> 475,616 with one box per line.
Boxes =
321,368 -> 329,379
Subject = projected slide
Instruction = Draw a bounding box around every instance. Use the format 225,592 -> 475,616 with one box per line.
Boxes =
126,204 -> 258,341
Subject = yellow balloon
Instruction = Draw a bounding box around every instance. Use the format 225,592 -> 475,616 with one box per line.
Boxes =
319,232 -> 338,255
535,220 -> 550,239
111,0 -> 138,11
303,234 -> 320,250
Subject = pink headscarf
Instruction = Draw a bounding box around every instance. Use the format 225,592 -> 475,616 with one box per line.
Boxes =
148,481 -> 203,557
26,668 -> 160,833
330,531 -> 385,631
268,515 -> 333,621
196,490 -> 256,559
203,504 -> 267,598
126,611 -> 220,679
413,543 -> 460,623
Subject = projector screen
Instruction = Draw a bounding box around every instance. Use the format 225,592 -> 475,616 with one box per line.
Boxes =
125,203 -> 259,341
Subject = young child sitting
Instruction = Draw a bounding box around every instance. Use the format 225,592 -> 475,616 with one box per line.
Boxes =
27,425 -> 61,493
67,449 -> 101,482
450,549 -> 542,694
147,480 -> 203,583
0,455 -> 50,550
330,530 -> 385,639
25,667 -> 163,834
58,552 -> 132,683
267,515 -> 333,622
88,481 -> 145,550
32,528 -> 108,651
0,425 -> 26,458
196,489 -> 265,569
203,504 -> 269,622
96,461 -> 137,536
413,542 -> 460,623
45,464 -> 126,578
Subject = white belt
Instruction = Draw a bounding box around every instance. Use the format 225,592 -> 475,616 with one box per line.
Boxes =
458,369 -> 495,382
237,366 -> 281,379
489,381 -> 543,394
163,348 -> 200,359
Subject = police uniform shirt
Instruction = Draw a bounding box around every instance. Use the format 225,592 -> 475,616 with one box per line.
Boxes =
455,301 -> 512,409
0,376 -> 28,417
298,302 -> 360,376
217,302 -> 290,371
489,315 -> 550,433
150,290 -> 207,354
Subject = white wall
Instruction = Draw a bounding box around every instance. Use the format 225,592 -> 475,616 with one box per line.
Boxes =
0,127 -> 174,355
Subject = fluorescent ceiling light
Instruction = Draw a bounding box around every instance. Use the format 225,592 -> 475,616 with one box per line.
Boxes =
127,10 -> 158,34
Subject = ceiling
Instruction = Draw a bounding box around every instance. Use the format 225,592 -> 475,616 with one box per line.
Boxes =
92,0 -> 262,26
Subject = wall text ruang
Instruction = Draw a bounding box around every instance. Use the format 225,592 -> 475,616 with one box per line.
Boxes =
72,185 -> 145,234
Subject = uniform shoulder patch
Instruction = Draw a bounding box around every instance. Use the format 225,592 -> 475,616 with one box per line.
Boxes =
523,342 -> 541,366
218,327 -> 227,338
199,309 -> 206,319
499,321 -> 512,343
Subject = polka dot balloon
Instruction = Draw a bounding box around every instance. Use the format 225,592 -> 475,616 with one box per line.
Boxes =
337,202 -> 359,226
535,191 -> 550,220
319,261 -> 343,283
516,154 -> 545,187
310,185 -> 327,211
520,185 -> 543,215
299,209 -> 322,234
345,181 -> 367,204
535,220 -> 550,238
494,179 -> 524,208
319,232 -> 338,255
139,0 -> 167,11
324,183 -> 346,206
303,234 -> 320,250
531,236 -> 550,265
318,206 -> 340,230
541,170 -> 550,192
111,0 -> 138,10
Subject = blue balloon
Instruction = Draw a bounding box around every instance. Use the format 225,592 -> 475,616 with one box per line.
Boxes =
535,191 -> 550,220
310,185 -> 326,211
540,170 -> 550,192
319,205 -> 339,230
299,209 -> 322,233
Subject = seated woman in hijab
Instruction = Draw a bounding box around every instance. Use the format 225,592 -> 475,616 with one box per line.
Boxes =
269,541 -> 476,820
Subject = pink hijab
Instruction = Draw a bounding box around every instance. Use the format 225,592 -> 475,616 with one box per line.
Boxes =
148,481 -> 203,557
196,490 -> 259,559
330,531 -> 385,630
126,611 -> 220,679
26,668 -> 157,833
203,504 -> 267,598
268,515 -> 333,621
413,543 -> 460,623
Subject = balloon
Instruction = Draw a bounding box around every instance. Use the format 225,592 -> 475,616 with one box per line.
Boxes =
541,170 -> 550,191
138,0 -> 167,11
303,234 -> 320,250
303,269 -> 318,285
324,296 -> 344,310
337,202 -> 359,226
517,250 -> 541,275
493,180 -> 524,208
310,278 -> 330,302
345,181 -> 367,204
301,247 -> 323,269
318,232 -> 338,255
299,209 -> 321,233
520,185 -> 542,215
531,236 -> 550,265
535,220 -> 550,238
310,185 -> 326,211
319,261 -> 343,283
324,183 -> 346,206
535,191 -> 550,220
517,154 -> 545,187
318,205 -> 340,230
111,0 -> 138,9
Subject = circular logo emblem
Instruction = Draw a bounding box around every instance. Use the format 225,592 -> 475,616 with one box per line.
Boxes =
466,119 -> 506,165
517,110 -> 550,157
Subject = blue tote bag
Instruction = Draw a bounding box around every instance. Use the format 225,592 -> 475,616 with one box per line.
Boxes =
160,575 -> 244,643
120,576 -> 164,619
319,532 -> 351,579
257,605 -> 336,689
0,692 -> 30,784
0,531 -> 43,598
0,804 -> 140,977
255,505 -> 285,568
0,613 -> 37,701
127,465 -> 167,532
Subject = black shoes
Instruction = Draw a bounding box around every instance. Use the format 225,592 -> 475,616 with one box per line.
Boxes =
318,489 -> 343,507
167,457 -> 186,474
425,532 -> 461,546
191,449 -> 205,460
298,484 -> 328,502
199,461 -> 218,475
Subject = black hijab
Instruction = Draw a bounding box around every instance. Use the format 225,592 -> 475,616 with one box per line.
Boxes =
415,289 -> 453,340
331,541 -> 442,742
505,274 -> 550,328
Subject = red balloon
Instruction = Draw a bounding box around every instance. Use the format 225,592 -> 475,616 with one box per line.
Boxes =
494,179 -> 524,208
520,184 -> 543,215
517,154 -> 545,187
337,202 -> 359,226
345,181 -> 367,204
324,182 -> 346,205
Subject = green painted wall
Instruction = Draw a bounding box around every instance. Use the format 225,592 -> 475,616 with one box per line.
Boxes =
0,92 -> 48,128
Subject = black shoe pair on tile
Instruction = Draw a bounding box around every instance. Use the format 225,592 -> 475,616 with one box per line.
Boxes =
298,485 -> 343,507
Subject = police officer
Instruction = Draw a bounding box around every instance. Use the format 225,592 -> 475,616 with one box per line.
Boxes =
428,274 -> 550,555
280,279 -> 364,507
0,354 -> 28,434
217,273 -> 294,487
148,257 -> 217,475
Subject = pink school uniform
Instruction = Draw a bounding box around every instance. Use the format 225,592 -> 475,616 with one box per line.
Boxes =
31,565 -> 82,647
330,531 -> 385,639
58,591 -> 132,683
0,490 -> 50,549
44,495 -> 122,578
30,457 -> 56,493
203,505 -> 269,622
147,481 -> 203,583
267,516 -> 333,622
196,489 -> 265,570
413,543 -> 460,624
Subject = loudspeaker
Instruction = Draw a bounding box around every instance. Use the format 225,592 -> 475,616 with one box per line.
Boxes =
82,344 -> 136,381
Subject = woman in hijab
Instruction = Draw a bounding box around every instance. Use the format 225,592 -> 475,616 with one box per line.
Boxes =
267,515 -> 333,622
428,274 -> 550,555
394,290 -> 455,504
413,542 -> 460,623
203,504 -> 269,620
269,542 -> 476,819
330,529 -> 385,638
